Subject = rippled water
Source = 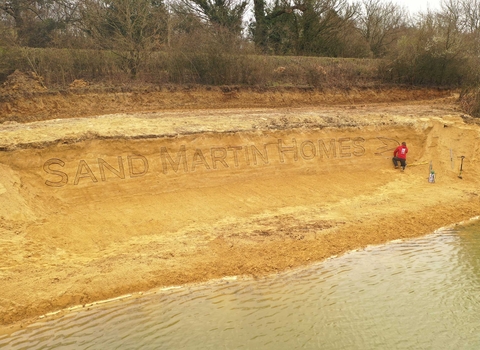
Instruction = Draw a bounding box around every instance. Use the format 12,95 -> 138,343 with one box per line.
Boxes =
2,222 -> 480,349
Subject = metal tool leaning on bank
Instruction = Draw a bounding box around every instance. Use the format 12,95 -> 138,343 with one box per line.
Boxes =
458,156 -> 465,179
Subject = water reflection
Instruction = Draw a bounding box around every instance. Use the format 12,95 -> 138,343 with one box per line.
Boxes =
1,223 -> 480,349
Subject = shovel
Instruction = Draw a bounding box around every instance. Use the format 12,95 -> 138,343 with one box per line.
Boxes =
458,156 -> 465,179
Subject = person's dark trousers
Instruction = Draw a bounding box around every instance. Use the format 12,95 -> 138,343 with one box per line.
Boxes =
392,157 -> 406,170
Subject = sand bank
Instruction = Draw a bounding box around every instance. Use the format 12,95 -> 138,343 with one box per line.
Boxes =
1,94 -> 480,333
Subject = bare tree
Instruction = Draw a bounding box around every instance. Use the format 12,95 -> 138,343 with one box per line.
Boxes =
459,0 -> 480,31
80,0 -> 167,77
455,0 -> 480,56
0,0 -> 80,46
251,0 -> 358,55
357,0 -> 407,57
387,2 -> 469,86
301,0 -> 358,55
438,0 -> 464,54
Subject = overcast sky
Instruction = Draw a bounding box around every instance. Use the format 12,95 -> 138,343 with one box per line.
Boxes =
393,0 -> 443,14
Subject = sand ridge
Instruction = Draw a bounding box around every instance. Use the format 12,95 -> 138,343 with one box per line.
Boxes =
1,91 -> 480,333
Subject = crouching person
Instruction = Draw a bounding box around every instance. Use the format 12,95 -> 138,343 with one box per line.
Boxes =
392,142 -> 408,171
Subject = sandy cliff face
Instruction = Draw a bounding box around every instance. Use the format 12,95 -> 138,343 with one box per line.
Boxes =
1,91 -> 480,332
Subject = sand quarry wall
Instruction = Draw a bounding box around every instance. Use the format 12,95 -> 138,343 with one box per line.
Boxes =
0,112 -> 478,225
0,110 -> 478,257
1,117 -> 432,240
1,107 -> 480,328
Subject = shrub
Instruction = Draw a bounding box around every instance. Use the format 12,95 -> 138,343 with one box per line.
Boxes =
459,87 -> 480,118
0,45 -> 382,89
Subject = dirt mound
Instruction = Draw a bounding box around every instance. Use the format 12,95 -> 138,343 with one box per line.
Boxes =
69,79 -> 88,88
1,70 -> 46,93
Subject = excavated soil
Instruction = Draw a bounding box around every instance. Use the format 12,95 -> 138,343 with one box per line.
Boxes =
1,86 -> 480,334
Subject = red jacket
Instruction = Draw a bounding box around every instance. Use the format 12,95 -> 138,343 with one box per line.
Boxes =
393,145 -> 408,159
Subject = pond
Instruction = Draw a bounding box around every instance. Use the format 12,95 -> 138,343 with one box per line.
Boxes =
2,221 -> 480,349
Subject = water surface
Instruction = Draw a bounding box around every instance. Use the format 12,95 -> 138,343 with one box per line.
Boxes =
2,223 -> 480,349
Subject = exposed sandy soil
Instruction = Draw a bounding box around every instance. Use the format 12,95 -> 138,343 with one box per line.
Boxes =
1,82 -> 480,334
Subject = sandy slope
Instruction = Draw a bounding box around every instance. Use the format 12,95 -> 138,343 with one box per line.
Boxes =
1,89 -> 480,333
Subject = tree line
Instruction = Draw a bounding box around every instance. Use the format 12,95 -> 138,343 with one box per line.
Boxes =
1,0 -> 480,90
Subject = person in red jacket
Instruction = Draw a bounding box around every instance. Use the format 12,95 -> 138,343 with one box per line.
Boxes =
392,142 -> 408,171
